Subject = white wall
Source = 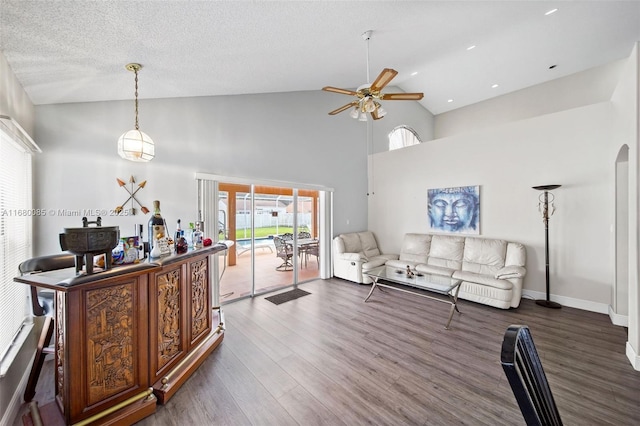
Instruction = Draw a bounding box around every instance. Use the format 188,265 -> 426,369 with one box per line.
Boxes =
610,43 -> 640,369
370,101 -> 613,310
33,90 -> 431,255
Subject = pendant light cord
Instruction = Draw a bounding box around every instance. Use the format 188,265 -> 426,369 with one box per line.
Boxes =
134,68 -> 139,131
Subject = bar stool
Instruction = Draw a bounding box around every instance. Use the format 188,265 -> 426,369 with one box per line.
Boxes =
19,253 -> 75,402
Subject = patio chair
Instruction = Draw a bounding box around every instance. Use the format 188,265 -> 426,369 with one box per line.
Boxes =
297,231 -> 312,266
304,240 -> 319,267
274,236 -> 294,271
501,324 -> 563,426
298,231 -> 311,239
19,253 -> 76,402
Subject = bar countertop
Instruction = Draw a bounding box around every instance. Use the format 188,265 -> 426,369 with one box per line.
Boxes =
14,242 -> 231,291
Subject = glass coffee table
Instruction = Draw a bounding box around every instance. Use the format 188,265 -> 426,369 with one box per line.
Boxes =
364,266 -> 462,329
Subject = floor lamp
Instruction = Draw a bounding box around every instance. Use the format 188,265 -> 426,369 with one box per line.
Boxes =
533,184 -> 562,309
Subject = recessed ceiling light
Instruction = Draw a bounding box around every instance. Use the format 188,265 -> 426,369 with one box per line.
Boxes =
545,8 -> 558,16
411,71 -> 418,76
447,99 -> 454,103
491,84 -> 499,89
467,45 -> 476,51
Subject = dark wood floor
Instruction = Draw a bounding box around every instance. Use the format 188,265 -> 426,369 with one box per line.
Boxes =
14,278 -> 640,425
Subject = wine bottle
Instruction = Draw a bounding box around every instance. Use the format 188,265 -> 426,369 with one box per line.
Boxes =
148,200 -> 165,251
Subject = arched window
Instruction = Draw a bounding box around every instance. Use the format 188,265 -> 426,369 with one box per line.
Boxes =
388,125 -> 422,151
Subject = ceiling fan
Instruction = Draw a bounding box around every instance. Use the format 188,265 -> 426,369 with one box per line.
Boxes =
323,30 -> 424,121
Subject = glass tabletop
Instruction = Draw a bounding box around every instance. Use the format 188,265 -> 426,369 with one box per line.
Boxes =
365,265 -> 461,295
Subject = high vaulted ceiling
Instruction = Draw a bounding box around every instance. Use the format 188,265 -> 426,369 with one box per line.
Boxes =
1,1 -> 639,115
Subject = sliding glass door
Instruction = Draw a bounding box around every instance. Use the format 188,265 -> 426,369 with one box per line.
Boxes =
206,179 -> 325,303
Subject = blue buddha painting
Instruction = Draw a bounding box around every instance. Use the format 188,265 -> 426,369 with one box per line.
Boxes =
428,186 -> 480,234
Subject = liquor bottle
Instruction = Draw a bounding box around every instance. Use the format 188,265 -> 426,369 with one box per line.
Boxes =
174,219 -> 182,250
137,224 -> 145,260
174,219 -> 186,254
192,221 -> 204,249
148,200 -> 165,250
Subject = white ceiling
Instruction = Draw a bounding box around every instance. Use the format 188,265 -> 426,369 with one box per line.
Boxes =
1,1 -> 639,115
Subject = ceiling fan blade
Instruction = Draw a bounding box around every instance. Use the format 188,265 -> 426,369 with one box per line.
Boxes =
328,101 -> 359,115
370,68 -> 398,92
380,92 -> 424,100
323,86 -> 359,96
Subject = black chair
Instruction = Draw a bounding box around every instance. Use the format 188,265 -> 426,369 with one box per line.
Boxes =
19,253 -> 76,402
273,236 -> 293,271
501,325 -> 563,426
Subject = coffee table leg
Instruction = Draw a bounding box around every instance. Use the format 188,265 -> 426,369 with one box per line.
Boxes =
364,278 -> 378,302
444,284 -> 462,329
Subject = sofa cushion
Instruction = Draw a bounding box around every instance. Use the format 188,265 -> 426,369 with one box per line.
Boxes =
462,237 -> 507,276
399,233 -> 431,264
340,233 -> 362,254
386,259 -> 422,269
359,231 -> 381,258
415,264 -> 456,277
427,235 -> 464,269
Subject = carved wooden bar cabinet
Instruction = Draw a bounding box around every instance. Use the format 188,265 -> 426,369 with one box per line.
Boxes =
14,244 -> 228,425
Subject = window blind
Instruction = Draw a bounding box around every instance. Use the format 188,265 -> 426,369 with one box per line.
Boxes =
0,125 -> 34,362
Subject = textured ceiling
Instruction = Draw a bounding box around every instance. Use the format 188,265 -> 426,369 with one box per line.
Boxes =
1,1 -> 639,114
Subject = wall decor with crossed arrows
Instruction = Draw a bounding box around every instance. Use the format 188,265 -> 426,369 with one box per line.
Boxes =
115,176 -> 149,215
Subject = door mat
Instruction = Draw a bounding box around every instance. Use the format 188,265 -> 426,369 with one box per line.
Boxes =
265,288 -> 311,305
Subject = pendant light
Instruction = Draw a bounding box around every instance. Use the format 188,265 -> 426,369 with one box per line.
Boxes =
117,63 -> 155,162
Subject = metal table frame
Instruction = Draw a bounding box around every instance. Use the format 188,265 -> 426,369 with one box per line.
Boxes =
364,266 -> 462,329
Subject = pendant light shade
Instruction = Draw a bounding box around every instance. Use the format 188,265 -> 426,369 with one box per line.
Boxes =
118,63 -> 155,162
117,129 -> 155,161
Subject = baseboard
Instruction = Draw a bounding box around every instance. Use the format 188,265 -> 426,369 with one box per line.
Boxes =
608,305 -> 629,327
626,341 -> 640,371
521,290 -> 610,315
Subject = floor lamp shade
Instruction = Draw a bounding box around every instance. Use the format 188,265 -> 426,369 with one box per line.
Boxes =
117,129 -> 155,162
533,184 -> 561,309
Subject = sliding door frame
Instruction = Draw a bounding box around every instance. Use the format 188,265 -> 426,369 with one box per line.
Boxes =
197,173 -> 333,305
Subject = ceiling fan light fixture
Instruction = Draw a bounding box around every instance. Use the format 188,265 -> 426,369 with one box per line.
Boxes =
363,97 -> 376,113
118,63 -> 155,162
322,31 -> 423,121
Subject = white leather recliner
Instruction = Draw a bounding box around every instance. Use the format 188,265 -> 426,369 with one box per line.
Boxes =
332,231 -> 399,284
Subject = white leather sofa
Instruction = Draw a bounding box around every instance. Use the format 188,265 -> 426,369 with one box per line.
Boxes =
332,231 -> 399,284
385,233 -> 526,309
